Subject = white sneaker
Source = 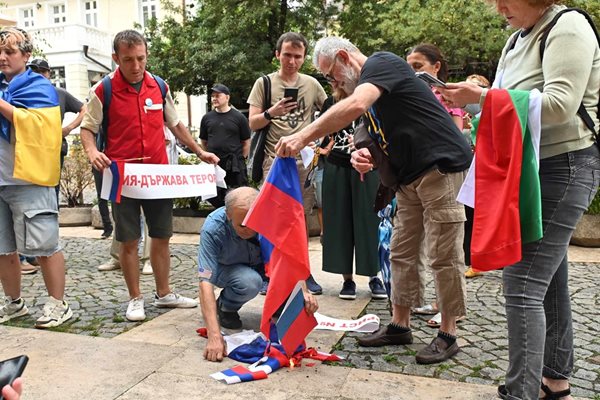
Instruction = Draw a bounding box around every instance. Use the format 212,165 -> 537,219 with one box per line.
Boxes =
126,296 -> 146,321
0,297 -> 29,323
153,292 -> 198,308
98,259 -> 120,271
141,260 -> 153,275
35,296 -> 73,328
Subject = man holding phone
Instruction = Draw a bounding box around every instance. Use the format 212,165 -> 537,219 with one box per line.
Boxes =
247,32 -> 327,295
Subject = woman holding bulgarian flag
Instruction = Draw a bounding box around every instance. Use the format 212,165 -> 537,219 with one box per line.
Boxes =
440,1 -> 600,399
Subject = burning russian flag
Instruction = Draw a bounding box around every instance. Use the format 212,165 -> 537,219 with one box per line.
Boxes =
243,157 -> 314,340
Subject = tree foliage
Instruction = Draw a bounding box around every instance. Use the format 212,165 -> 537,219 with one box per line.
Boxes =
147,0 -> 600,101
339,0 -> 509,80
146,0 -> 336,106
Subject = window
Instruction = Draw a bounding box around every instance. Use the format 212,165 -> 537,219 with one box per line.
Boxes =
21,8 -> 35,28
51,4 -> 67,24
84,1 -> 98,27
51,67 -> 66,89
139,0 -> 158,27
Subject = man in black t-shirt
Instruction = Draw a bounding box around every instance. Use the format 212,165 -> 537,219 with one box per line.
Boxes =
276,37 -> 472,365
200,84 -> 251,208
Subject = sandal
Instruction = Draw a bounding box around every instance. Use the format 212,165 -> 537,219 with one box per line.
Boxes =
426,312 -> 442,328
426,313 -> 465,328
412,304 -> 438,315
540,382 -> 571,400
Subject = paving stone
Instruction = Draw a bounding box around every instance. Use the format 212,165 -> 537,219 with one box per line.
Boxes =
465,377 -> 494,385
402,364 -> 436,377
8,236 -> 600,397
480,367 -> 504,381
573,369 -> 597,382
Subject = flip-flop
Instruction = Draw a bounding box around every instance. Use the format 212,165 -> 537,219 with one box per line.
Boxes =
412,304 -> 439,315
426,312 -> 442,328
456,315 -> 466,323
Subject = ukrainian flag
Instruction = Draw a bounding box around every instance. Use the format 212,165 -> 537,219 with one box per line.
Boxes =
0,68 -> 62,186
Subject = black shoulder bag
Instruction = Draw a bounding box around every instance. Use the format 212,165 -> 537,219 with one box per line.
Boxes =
247,75 -> 271,182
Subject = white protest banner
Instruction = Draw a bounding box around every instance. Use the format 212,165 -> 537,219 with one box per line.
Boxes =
313,312 -> 380,333
101,163 -> 220,201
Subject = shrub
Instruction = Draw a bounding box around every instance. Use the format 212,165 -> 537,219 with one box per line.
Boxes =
586,190 -> 600,215
173,153 -> 213,211
59,140 -> 94,207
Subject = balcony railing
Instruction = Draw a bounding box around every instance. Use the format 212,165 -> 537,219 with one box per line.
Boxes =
28,24 -> 112,58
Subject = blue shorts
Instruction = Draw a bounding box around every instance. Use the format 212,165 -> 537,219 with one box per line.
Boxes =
0,185 -> 60,256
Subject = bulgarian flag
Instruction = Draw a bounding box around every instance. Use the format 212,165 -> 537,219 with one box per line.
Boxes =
457,89 -> 542,271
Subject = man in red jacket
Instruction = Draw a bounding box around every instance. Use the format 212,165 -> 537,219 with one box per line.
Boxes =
80,30 -> 219,322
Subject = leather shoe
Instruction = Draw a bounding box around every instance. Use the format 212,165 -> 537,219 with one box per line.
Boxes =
415,336 -> 459,364
357,325 -> 413,347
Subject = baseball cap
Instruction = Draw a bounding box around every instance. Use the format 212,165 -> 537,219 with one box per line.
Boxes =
27,58 -> 51,72
211,84 -> 230,95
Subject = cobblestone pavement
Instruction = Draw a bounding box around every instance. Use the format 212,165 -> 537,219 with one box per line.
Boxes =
6,236 -> 600,398
332,263 -> 600,399
7,237 -> 198,337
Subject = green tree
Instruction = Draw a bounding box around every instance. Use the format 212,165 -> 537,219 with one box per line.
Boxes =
339,0 -> 508,80
146,0 -> 336,107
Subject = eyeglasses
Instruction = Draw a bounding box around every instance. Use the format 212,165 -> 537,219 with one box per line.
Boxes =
323,54 -> 340,83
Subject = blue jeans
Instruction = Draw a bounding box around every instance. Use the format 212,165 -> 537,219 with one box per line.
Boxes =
210,263 -> 262,312
503,146 -> 600,400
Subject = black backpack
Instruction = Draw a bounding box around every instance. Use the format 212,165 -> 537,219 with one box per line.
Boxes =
507,8 -> 599,145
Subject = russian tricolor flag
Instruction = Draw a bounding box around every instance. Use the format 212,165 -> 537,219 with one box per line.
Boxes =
275,282 -> 317,356
243,157 -> 315,351
108,160 -> 125,203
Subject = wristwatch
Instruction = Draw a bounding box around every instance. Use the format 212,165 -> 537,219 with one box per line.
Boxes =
263,110 -> 273,121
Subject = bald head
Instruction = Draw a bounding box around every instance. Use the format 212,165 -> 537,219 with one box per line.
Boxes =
224,187 -> 259,213
224,187 -> 259,240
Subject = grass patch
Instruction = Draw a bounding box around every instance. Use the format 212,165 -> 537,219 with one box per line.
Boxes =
402,349 -> 417,356
437,363 -> 451,372
112,314 -> 125,323
383,354 -> 398,363
332,341 -> 345,351
469,365 -> 484,378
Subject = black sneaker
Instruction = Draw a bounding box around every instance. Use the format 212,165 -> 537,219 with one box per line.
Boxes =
339,280 -> 356,300
369,277 -> 388,299
216,297 -> 242,329
305,274 -> 322,295
259,280 -> 268,296
101,228 -> 113,239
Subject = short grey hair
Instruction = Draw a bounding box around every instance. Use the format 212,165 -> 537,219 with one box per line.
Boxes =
224,187 -> 259,213
313,36 -> 359,70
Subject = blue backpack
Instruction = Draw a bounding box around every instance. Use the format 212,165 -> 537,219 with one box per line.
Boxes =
96,73 -> 168,151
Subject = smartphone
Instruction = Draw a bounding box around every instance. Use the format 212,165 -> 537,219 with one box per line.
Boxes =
0,355 -> 28,400
283,87 -> 299,103
415,71 -> 447,88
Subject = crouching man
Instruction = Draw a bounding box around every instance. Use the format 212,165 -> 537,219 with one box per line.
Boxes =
198,187 -> 318,361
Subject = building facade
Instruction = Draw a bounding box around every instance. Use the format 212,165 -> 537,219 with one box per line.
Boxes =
2,0 -> 205,134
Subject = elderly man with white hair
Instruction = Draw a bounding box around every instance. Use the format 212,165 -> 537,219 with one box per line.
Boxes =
275,36 -> 472,365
